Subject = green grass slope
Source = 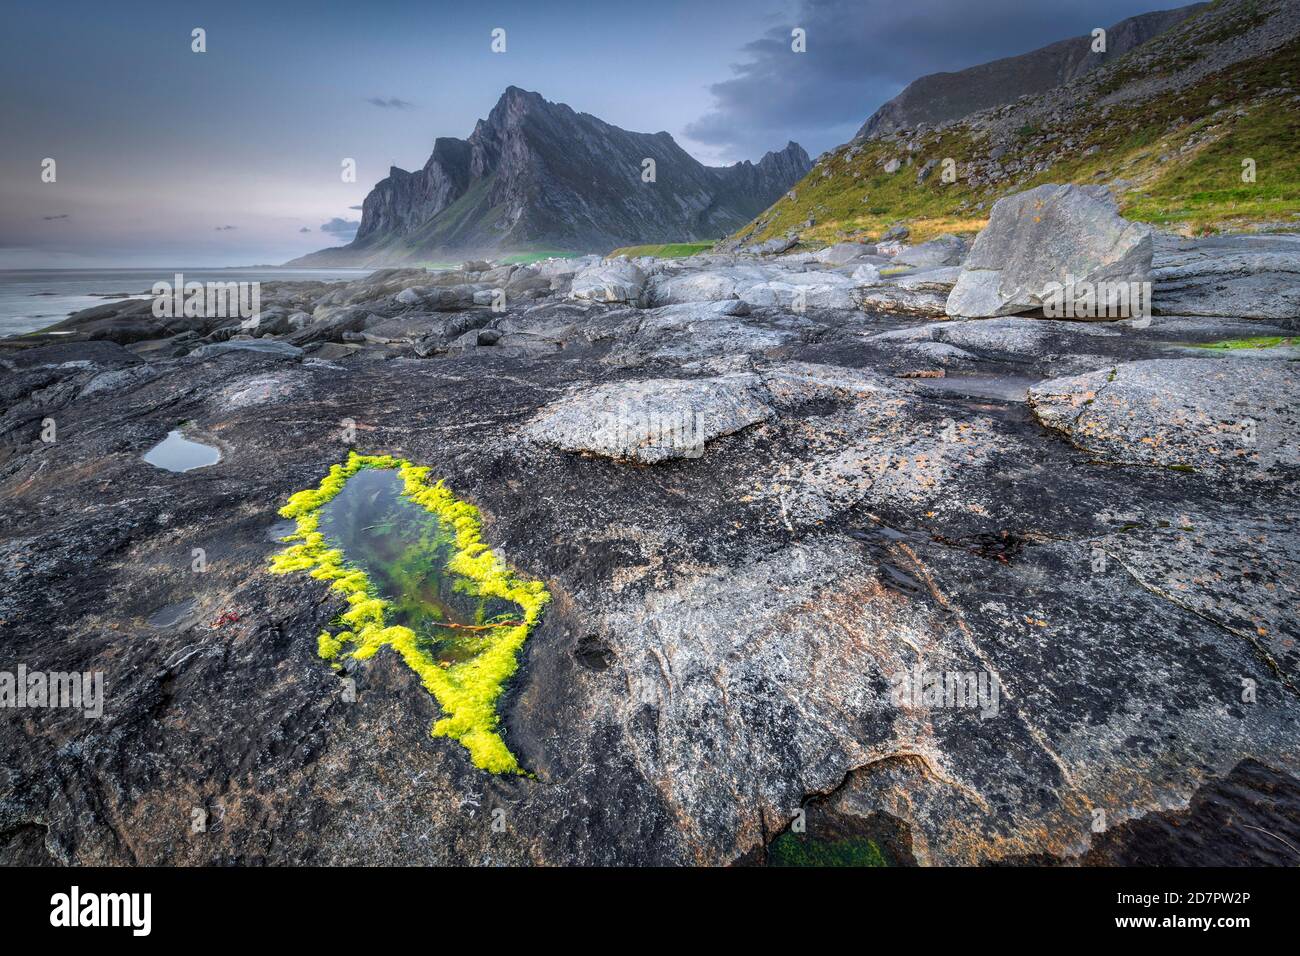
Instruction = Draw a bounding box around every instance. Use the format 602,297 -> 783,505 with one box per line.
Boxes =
730,0 -> 1300,249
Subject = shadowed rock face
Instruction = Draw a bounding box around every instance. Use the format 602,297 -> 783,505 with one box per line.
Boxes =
291,87 -> 811,266
2,228 -> 1298,866
855,3 -> 1207,140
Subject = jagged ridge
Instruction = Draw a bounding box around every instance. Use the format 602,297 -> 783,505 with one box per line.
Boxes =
293,87 -> 810,266
857,3 -> 1207,140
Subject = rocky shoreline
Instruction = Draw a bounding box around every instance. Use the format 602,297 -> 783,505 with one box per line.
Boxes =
2,187 -> 1297,865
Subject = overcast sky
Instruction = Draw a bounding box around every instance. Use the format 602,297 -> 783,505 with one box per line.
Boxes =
0,0 -> 1192,267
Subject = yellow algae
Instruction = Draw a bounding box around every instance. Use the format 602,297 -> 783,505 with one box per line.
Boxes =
269,452 -> 550,774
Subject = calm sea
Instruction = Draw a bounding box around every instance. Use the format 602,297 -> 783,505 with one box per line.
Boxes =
0,268 -> 372,339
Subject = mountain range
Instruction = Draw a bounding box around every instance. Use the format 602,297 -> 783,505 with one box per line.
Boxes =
291,87 -> 810,266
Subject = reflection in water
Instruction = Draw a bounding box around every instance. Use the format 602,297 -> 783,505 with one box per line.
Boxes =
317,467 -> 521,665
142,430 -> 221,472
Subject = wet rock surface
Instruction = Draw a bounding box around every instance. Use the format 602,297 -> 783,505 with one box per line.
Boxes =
1,234 -> 1297,866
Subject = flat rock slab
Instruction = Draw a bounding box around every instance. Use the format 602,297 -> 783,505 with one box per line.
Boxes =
523,373 -> 776,463
873,316 -> 1118,356
1029,358 -> 1300,473
0,340 -> 142,371
858,267 -> 962,316
189,339 -> 305,359
1153,234 -> 1300,319
1093,507 -> 1300,683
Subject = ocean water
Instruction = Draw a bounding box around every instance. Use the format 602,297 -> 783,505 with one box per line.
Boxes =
0,267 -> 373,339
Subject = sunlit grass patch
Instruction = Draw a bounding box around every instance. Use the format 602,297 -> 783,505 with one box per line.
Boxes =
1191,336 -> 1297,350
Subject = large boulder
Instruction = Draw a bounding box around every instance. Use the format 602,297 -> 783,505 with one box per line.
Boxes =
750,235 -> 798,256
893,234 -> 967,269
812,242 -> 875,265
850,263 -> 882,284
569,260 -> 647,304
523,373 -> 775,463
946,184 -> 1153,319
647,270 -> 743,305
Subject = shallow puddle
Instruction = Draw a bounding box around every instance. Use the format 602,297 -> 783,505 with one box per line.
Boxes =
143,430 -> 221,472
147,597 -> 201,630
264,518 -> 298,542
316,467 -> 521,664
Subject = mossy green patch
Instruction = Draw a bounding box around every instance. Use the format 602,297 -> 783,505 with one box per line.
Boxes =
269,452 -> 550,774
498,250 -> 581,264
1191,335 -> 1297,350
767,832 -> 888,867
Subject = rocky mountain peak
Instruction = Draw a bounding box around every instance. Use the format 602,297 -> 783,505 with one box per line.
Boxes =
293,88 -> 811,266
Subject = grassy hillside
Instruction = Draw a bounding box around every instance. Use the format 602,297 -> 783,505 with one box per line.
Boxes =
731,2 -> 1300,249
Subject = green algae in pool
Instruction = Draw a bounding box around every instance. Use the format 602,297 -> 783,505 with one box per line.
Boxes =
767,832 -> 888,867
268,453 -> 550,774
316,467 -> 521,664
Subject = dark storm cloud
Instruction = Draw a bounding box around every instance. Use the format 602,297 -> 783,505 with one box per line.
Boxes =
365,96 -> 415,110
685,0 -> 1192,159
299,226 -> 312,233
320,218 -> 360,238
